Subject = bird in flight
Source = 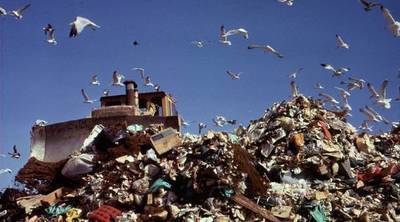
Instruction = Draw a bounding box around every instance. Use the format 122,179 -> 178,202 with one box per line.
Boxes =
277,0 -> 294,6
69,16 -> 100,37
198,122 -> 207,134
359,121 -> 373,132
91,75 -> 100,85
248,44 -> 283,58
315,82 -> 324,90
221,28 -> 249,40
103,89 -> 110,96
0,7 -> 7,16
144,76 -> 155,87
288,68 -> 303,79
133,67 -> 146,80
321,64 -> 350,77
0,168 -> 12,175
380,6 -> 400,37
226,70 -> 241,80
8,145 -> 20,159
367,80 -> 392,109
219,25 -> 232,46
290,81 -> 299,97
9,4 -> 30,19
192,41 -> 206,48
357,0 -> 381,11
112,71 -> 125,87
335,87 -> 351,98
336,34 -> 349,49
43,24 -> 57,45
319,92 -> 340,105
81,89 -> 96,103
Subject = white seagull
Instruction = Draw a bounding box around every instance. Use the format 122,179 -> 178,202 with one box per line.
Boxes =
0,7 -> 7,16
380,6 -> 400,37
248,44 -> 283,58
367,80 -> 392,109
219,25 -> 232,46
315,82 -> 324,90
336,34 -> 350,49
222,28 -> 249,39
321,64 -> 350,77
341,96 -> 352,111
319,93 -> 340,105
154,84 -> 160,92
8,145 -> 21,159
103,89 -> 110,96
226,70 -> 241,80
91,75 -> 100,85
112,71 -> 125,87
359,121 -> 373,132
277,0 -> 294,6
192,41 -> 206,48
81,89 -> 95,103
335,87 -> 351,98
360,107 -> 379,122
290,81 -> 299,97
198,122 -> 207,134
69,16 -> 100,37
133,67 -> 146,79
0,168 -> 12,175
144,76 -> 155,87
288,68 -> 303,79
10,4 -> 30,19
364,106 -> 389,124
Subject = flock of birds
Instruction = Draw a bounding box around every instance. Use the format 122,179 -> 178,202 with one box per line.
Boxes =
0,1 -> 399,174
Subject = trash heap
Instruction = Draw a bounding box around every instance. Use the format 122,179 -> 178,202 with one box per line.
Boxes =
1,95 -> 399,222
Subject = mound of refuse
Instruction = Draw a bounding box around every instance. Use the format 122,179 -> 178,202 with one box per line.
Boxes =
1,95 -> 399,222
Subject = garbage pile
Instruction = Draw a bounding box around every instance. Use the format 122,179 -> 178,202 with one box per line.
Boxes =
1,95 -> 399,222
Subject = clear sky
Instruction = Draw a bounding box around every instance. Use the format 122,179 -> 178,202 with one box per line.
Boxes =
0,0 -> 399,189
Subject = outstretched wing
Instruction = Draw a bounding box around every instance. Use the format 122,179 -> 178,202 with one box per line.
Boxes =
81,89 -> 90,101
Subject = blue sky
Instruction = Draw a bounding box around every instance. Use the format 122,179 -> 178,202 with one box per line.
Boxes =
0,0 -> 399,189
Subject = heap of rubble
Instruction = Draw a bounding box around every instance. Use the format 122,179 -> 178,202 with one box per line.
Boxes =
0,96 -> 399,222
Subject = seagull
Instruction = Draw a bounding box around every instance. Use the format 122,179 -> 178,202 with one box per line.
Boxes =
358,0 -> 382,11
222,28 -> 249,39
0,168 -> 12,175
198,122 -> 207,134
91,75 -> 100,85
290,81 -> 299,97
335,87 -> 351,98
380,6 -> 400,37
226,70 -> 241,80
69,16 -> 100,37
348,77 -> 366,89
360,107 -> 380,122
112,71 -> 125,87
9,4 -> 30,19
277,0 -> 294,6
192,41 -> 205,48
103,89 -> 110,96
0,7 -> 7,16
8,145 -> 20,159
319,93 -> 340,105
336,34 -> 350,49
219,25 -> 232,46
212,117 -> 225,127
341,96 -> 352,111
395,86 -> 400,101
144,76 -> 155,87
365,106 -> 389,124
321,64 -> 350,77
315,82 -> 324,90
43,24 -> 57,45
181,118 -> 193,127
367,80 -> 392,109
248,44 -> 283,58
359,121 -> 373,132
34,119 -> 47,127
154,84 -> 160,92
81,89 -> 95,103
288,68 -> 303,79
133,68 -> 146,79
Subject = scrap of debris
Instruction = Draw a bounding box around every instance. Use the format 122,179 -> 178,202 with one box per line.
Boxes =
1,95 -> 399,222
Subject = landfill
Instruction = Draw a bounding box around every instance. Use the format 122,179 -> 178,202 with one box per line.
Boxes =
0,95 -> 399,222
